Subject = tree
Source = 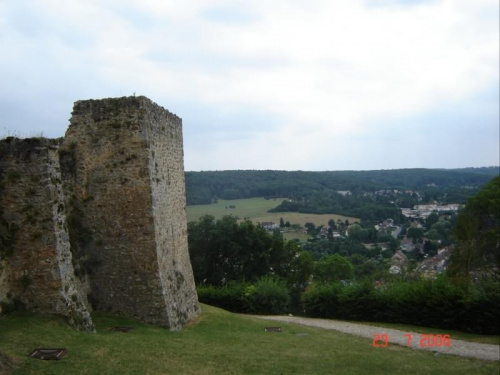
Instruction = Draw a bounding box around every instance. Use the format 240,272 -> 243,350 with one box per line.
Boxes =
305,222 -> 316,234
449,176 -> 500,281
279,217 -> 285,228
327,227 -> 334,241
328,219 -> 337,230
423,240 -> 438,256
187,215 -> 273,285
347,224 -> 362,240
314,254 -> 354,283
287,249 -> 314,288
449,208 -> 481,281
407,227 -> 424,244
353,258 -> 379,280
425,212 -> 439,229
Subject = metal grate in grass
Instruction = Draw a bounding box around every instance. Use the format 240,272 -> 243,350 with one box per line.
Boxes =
264,327 -> 282,332
29,349 -> 67,360
110,326 -> 134,333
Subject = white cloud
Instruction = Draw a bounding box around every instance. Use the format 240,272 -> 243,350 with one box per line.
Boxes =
0,0 -> 498,169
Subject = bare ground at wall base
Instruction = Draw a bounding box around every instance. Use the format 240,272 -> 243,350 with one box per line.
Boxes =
187,197 -> 359,226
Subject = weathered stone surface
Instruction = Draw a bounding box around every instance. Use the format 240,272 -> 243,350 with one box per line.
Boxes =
0,96 -> 199,331
0,138 -> 94,332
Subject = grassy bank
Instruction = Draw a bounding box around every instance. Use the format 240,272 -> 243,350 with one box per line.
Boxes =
0,304 -> 498,374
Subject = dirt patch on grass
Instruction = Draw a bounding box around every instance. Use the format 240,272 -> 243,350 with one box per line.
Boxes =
0,352 -> 14,375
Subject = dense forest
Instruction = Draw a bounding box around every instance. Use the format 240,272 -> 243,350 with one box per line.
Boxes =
185,168 -> 498,222
185,168 -> 498,205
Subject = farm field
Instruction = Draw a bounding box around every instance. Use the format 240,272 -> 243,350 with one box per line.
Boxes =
251,212 -> 359,228
0,304 -> 498,375
186,197 -> 285,222
187,197 -> 359,227
282,231 -> 312,242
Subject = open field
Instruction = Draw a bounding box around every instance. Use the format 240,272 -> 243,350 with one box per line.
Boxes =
187,197 -> 359,226
251,212 -> 359,227
186,197 -> 286,222
282,231 -> 312,242
0,305 -> 498,375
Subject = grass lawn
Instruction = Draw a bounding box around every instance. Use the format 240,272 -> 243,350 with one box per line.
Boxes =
0,304 -> 498,375
187,197 -> 359,227
282,231 -> 312,242
186,197 -> 286,222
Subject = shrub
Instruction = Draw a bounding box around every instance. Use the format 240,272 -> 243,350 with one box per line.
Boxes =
339,281 -> 376,320
197,278 -> 290,314
300,278 -> 499,334
248,277 -> 290,314
197,282 -> 251,313
301,283 -> 343,318
461,281 -> 500,334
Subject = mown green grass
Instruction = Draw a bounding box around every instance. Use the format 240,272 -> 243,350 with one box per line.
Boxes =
282,231 -> 312,242
0,304 -> 498,375
187,197 -> 358,227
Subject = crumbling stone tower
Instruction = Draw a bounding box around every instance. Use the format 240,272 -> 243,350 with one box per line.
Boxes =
61,96 -> 199,329
0,96 -> 199,331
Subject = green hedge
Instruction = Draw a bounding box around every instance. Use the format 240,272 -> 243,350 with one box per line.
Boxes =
197,282 -> 251,313
247,277 -> 290,314
301,279 -> 500,334
197,277 -> 290,314
198,277 -> 499,333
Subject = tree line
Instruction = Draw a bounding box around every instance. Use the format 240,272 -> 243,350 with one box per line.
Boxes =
185,168 -> 498,205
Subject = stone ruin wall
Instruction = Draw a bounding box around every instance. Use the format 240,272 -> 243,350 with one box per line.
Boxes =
0,138 -> 94,332
142,101 -> 199,328
0,96 -> 199,331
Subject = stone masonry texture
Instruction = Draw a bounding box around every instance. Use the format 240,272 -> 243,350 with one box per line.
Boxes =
0,138 -> 94,332
0,96 -> 199,331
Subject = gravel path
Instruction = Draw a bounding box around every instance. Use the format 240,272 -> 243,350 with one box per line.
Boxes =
250,315 -> 500,361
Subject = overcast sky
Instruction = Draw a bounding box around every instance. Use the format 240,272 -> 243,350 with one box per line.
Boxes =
1,0 -> 498,171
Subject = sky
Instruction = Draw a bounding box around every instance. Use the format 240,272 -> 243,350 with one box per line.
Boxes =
0,0 -> 498,171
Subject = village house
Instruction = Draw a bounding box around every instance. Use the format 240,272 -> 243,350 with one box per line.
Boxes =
402,203 -> 462,219
336,190 -> 352,197
260,222 -> 279,231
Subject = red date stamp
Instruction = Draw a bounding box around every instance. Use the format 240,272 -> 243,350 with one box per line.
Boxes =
372,333 -> 451,347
